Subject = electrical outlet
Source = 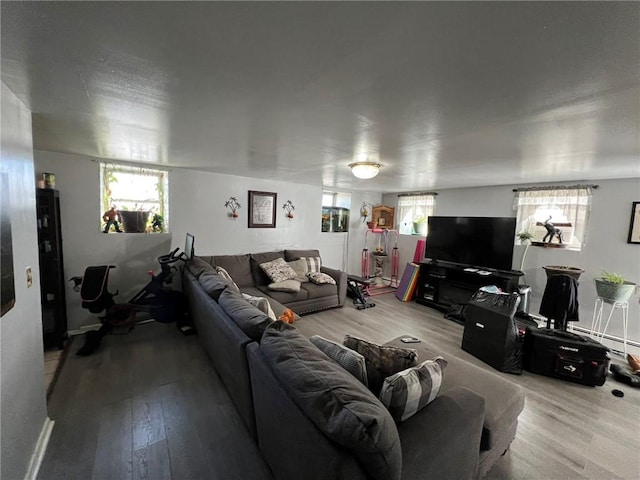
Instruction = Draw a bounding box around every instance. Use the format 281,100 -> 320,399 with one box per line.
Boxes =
26,266 -> 32,288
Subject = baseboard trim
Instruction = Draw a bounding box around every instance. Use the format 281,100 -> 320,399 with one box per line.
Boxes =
23,417 -> 54,480
68,323 -> 101,336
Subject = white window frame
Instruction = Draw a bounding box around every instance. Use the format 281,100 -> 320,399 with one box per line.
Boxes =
100,162 -> 169,233
513,186 -> 593,250
397,194 -> 436,235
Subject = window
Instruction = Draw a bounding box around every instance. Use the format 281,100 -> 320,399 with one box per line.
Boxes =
513,186 -> 593,250
100,163 -> 168,233
397,194 -> 436,235
321,191 -> 351,232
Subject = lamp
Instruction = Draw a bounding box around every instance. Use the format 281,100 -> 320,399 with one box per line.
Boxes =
349,162 -> 381,179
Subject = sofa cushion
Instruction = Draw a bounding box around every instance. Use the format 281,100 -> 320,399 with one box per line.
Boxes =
307,271 -> 336,285
186,256 -> 216,279
309,335 -> 368,386
300,282 -> 337,300
344,335 -> 419,396
217,289 -> 273,341
379,357 -> 447,423
268,279 -> 301,293
256,285 -> 309,304
385,336 -> 525,452
250,251 -> 285,286
261,322 -> 402,480
213,254 -> 254,287
198,271 -> 231,301
260,257 -> 298,283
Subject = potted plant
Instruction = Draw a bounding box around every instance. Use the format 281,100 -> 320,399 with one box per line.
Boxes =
119,209 -> 151,233
542,265 -> 585,280
283,200 -> 295,219
413,215 -> 427,235
224,197 -> 241,218
516,231 -> 535,273
595,271 -> 636,303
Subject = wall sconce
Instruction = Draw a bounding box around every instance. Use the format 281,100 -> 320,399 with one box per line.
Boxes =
349,162 -> 381,179
224,197 -> 241,218
360,202 -> 372,223
283,200 -> 295,219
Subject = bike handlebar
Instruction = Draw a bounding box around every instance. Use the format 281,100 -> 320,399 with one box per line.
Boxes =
158,247 -> 183,265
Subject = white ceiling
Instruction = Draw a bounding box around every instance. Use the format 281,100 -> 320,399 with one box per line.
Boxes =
2,1 -> 639,192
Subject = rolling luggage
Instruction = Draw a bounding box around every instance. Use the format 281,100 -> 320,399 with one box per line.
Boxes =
522,328 -> 610,386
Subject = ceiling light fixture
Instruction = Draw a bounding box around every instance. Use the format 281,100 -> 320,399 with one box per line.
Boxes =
349,161 -> 381,179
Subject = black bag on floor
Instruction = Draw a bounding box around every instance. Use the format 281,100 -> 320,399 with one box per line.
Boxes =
462,291 -> 522,374
522,328 -> 610,386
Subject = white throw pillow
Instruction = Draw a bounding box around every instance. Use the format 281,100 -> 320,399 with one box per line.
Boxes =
298,256 -> 322,273
215,266 -> 240,293
287,259 -> 310,282
242,293 -> 277,320
307,271 -> 336,285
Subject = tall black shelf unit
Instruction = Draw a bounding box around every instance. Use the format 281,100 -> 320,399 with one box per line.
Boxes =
36,188 -> 67,349
415,261 -> 522,311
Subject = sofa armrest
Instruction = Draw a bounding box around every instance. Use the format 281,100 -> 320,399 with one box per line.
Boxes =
321,266 -> 348,306
397,386 -> 485,480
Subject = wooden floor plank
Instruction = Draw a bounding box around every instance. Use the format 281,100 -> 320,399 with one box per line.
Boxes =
40,295 -> 640,480
92,398 -> 133,480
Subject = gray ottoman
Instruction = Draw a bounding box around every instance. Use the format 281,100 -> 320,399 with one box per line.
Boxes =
386,337 -> 525,479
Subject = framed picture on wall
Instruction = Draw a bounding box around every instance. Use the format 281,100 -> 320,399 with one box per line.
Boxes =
628,201 -> 640,244
248,191 -> 277,228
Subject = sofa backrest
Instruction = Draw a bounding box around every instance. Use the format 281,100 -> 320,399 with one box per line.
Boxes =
249,250 -> 285,286
211,254 -> 254,287
246,342 -> 369,480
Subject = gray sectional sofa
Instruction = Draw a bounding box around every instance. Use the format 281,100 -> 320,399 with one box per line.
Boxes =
182,252 -> 525,480
191,249 -> 347,315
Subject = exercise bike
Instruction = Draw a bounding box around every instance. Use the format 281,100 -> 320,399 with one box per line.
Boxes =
73,247 -> 192,356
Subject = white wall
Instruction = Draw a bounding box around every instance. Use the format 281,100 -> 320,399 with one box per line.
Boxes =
1,83 -> 48,479
35,152 -> 357,331
384,179 -> 640,352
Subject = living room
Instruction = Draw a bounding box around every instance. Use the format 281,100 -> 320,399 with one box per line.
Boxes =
2,2 -> 639,480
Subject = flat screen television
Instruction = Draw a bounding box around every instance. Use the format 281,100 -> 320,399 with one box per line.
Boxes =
425,216 -> 516,271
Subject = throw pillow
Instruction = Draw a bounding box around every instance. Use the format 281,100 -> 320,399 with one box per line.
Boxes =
215,266 -> 241,293
241,293 -> 277,321
287,258 -> 310,282
267,279 -> 301,293
299,256 -> 322,273
379,357 -> 447,423
343,335 -> 418,396
260,257 -> 298,283
310,336 -> 368,386
307,271 -> 336,285
261,322 -> 402,480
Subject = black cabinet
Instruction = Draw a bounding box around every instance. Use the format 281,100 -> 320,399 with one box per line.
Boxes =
36,188 -> 67,349
416,261 -> 522,311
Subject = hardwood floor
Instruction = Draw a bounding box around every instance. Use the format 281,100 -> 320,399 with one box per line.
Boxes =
40,294 -> 640,480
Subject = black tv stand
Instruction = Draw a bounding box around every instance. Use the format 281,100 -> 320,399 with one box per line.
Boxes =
415,261 -> 523,311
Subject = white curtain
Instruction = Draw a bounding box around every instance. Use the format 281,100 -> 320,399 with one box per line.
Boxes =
513,186 -> 592,248
397,194 -> 436,235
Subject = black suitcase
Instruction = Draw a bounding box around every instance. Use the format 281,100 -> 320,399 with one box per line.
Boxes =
522,328 -> 610,386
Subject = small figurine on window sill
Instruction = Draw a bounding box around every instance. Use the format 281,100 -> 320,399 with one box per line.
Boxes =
151,213 -> 164,232
102,205 -> 122,233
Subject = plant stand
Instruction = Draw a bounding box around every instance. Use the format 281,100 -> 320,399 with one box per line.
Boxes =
590,297 -> 629,355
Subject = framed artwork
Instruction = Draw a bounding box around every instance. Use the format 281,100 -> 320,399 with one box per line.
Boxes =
248,191 -> 277,228
628,201 -> 640,244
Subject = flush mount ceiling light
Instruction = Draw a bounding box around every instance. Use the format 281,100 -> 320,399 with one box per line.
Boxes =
349,161 -> 381,179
